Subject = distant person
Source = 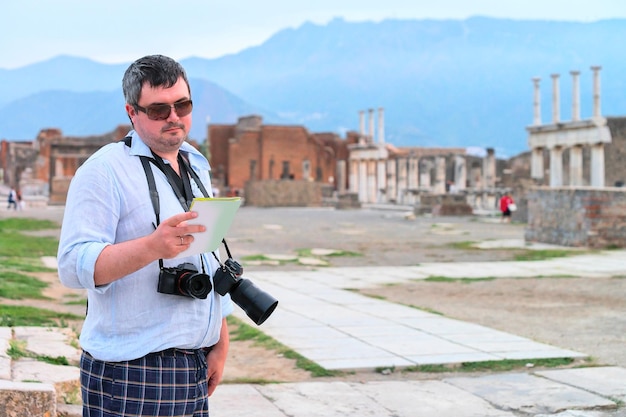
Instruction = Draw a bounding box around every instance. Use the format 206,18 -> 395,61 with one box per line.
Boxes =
6,187 -> 17,210
57,55 -> 232,416
499,193 -> 515,223
16,189 -> 23,210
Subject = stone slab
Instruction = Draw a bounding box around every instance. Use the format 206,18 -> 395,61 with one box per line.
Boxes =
445,372 -> 616,414
0,380 -> 56,417
211,384 -> 288,417
13,327 -> 81,365
537,366 -> 626,402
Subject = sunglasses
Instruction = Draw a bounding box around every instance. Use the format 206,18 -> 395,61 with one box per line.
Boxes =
135,99 -> 193,120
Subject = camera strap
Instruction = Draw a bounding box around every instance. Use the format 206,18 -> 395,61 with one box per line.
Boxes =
123,136 -> 213,273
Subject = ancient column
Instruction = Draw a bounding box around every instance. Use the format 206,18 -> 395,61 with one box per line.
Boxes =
591,66 -> 602,119
377,159 -> 387,202
454,155 -> 467,191
569,145 -> 583,186
358,160 -> 368,202
434,156 -> 446,194
531,147 -> 544,180
359,110 -> 365,136
407,156 -> 419,204
397,157 -> 408,203
483,148 -> 496,189
590,143 -> 605,187
419,159 -> 432,192
551,73 -> 560,124
349,159 -> 358,193
532,77 -> 541,126
386,159 -> 397,202
336,160 -> 346,194
368,108 -> 375,143
367,160 -> 377,203
549,146 -> 563,187
570,70 -> 580,122
377,107 -> 385,144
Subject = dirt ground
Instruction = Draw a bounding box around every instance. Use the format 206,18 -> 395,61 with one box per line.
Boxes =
4,205 -> 626,383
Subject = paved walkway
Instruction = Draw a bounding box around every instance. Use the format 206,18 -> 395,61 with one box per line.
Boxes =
2,250 -> 626,416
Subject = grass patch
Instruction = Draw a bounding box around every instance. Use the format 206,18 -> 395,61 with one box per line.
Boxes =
8,339 -> 70,366
0,218 -> 60,232
424,276 -> 496,283
0,271 -> 49,299
402,357 -> 575,374
0,305 -> 82,327
0,257 -> 57,273
513,249 -> 576,261
241,254 -> 273,262
296,248 -> 362,258
0,232 -> 58,257
446,241 -> 478,250
227,315 -> 341,378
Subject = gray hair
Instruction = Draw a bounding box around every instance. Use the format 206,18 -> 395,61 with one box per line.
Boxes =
122,55 -> 191,106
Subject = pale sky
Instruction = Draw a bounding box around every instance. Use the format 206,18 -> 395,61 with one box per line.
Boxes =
2,0 -> 625,69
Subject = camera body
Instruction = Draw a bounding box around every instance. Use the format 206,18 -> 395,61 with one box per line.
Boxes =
213,258 -> 278,325
157,262 -> 212,299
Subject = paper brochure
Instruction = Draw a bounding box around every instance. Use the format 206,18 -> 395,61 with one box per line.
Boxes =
176,197 -> 241,258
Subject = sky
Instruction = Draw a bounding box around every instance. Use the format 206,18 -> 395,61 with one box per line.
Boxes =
2,0 -> 625,70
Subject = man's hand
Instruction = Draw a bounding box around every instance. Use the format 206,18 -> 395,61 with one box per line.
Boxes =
149,211 -> 206,259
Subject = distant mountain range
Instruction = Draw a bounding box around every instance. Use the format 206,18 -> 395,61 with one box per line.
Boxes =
1,16 -> 625,157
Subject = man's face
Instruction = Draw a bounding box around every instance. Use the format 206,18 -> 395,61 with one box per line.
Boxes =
126,77 -> 192,158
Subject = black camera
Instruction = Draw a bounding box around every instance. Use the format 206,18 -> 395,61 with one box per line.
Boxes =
157,262 -> 212,299
213,258 -> 278,325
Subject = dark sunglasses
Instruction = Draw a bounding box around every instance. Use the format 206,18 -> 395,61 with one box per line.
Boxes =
135,99 -> 193,120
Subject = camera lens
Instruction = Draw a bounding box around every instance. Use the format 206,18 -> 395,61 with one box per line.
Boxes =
230,278 -> 278,325
178,271 -> 212,299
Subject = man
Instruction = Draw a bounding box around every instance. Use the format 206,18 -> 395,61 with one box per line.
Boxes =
499,192 -> 515,223
57,55 -> 232,416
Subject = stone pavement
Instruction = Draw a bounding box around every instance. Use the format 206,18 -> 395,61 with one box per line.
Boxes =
2,250 -> 626,416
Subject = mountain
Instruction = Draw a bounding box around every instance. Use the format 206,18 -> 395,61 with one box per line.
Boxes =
1,17 -> 625,156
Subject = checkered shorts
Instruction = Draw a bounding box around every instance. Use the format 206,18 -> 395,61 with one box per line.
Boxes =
80,349 -> 209,416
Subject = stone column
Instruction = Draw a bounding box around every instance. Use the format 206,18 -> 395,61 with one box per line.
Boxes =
358,160 -> 368,202
570,70 -> 580,121
359,111 -> 365,136
590,143 -> 605,187
367,160 -> 377,203
591,65 -> 602,119
368,108 -> 375,143
549,146 -> 563,187
376,159 -> 386,202
483,148 -> 496,189
349,159 -> 358,193
531,147 -> 544,180
532,77 -> 541,125
551,73 -> 560,124
454,155 -> 467,191
419,159 -> 432,192
569,145 -> 583,186
336,160 -> 346,194
377,107 -> 385,144
434,156 -> 446,194
386,159 -> 397,202
407,156 -> 419,204
397,157 -> 408,204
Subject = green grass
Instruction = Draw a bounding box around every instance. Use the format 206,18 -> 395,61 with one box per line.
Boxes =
227,315 -> 341,378
513,249 -> 577,261
0,218 -> 60,257
403,357 -> 576,374
0,271 -> 49,299
8,339 -> 70,366
0,257 -> 57,273
0,305 -> 82,327
446,241 -> 478,250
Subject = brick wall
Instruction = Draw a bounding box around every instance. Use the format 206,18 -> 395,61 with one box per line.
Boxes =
244,180 -> 324,207
525,187 -> 626,248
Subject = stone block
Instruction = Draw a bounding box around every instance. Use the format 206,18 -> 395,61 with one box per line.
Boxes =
0,380 -> 57,417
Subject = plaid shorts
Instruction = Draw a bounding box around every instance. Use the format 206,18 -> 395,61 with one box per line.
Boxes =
80,349 -> 209,416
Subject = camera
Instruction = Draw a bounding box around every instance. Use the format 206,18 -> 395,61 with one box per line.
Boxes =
213,258 -> 278,325
157,262 -> 212,299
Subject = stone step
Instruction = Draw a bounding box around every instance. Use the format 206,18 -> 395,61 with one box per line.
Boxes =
0,380 -> 57,417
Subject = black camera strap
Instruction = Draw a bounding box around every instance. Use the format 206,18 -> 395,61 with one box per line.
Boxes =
123,136 -> 213,273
